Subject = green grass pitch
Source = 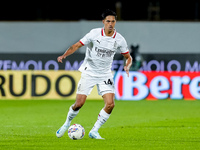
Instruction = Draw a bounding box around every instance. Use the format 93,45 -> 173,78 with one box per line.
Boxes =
0,100 -> 200,150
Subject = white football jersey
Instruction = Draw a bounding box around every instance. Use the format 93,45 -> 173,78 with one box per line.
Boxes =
79,28 -> 129,76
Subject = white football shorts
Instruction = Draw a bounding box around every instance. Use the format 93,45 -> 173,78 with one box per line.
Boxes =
76,73 -> 115,96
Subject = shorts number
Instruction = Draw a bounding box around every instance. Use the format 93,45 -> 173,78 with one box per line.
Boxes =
104,79 -> 113,85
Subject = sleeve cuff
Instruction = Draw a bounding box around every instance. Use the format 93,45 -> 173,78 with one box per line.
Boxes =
121,51 -> 129,55
79,40 -> 84,46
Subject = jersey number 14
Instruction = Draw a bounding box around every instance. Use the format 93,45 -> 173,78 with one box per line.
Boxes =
104,79 -> 113,85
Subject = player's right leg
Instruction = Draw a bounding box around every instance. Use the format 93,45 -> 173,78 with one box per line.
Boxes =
56,94 -> 87,138
56,73 -> 94,138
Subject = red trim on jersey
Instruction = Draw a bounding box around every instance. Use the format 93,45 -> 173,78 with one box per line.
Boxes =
121,51 -> 129,55
101,28 -> 117,38
112,31 -> 117,38
79,40 -> 84,46
101,28 -> 104,36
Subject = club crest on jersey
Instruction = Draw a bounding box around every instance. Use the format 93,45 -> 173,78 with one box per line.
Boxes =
113,41 -> 117,49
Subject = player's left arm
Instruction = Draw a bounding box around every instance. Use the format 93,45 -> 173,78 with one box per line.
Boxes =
122,53 -> 132,77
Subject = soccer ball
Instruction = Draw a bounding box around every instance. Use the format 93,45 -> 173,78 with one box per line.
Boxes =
68,124 -> 85,140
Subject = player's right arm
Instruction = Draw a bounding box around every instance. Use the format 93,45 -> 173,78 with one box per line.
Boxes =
57,41 -> 83,63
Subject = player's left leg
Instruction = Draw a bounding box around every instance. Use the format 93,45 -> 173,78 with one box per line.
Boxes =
89,93 -> 115,139
89,76 -> 115,139
102,93 -> 115,114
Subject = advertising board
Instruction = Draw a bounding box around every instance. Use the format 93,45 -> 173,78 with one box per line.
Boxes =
0,53 -> 200,72
1,71 -> 199,100
115,71 -> 200,100
0,71 -> 101,100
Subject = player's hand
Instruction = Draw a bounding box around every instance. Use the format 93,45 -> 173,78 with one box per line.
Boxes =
124,66 -> 130,77
57,56 -> 64,63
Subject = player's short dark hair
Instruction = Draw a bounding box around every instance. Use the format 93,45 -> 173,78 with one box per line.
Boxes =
102,9 -> 117,20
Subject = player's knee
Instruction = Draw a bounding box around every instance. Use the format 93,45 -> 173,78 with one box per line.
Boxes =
73,94 -> 87,111
106,102 -> 115,111
111,102 -> 115,109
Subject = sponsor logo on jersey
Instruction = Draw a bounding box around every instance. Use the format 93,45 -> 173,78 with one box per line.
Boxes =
95,47 -> 115,58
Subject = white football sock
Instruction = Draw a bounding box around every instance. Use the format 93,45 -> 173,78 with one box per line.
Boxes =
91,109 -> 110,132
63,105 -> 79,127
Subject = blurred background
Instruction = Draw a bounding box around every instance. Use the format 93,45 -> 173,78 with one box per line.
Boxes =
0,0 -> 200,100
1,1 -> 200,21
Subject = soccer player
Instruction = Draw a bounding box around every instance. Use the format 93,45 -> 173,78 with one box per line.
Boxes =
56,9 -> 132,139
